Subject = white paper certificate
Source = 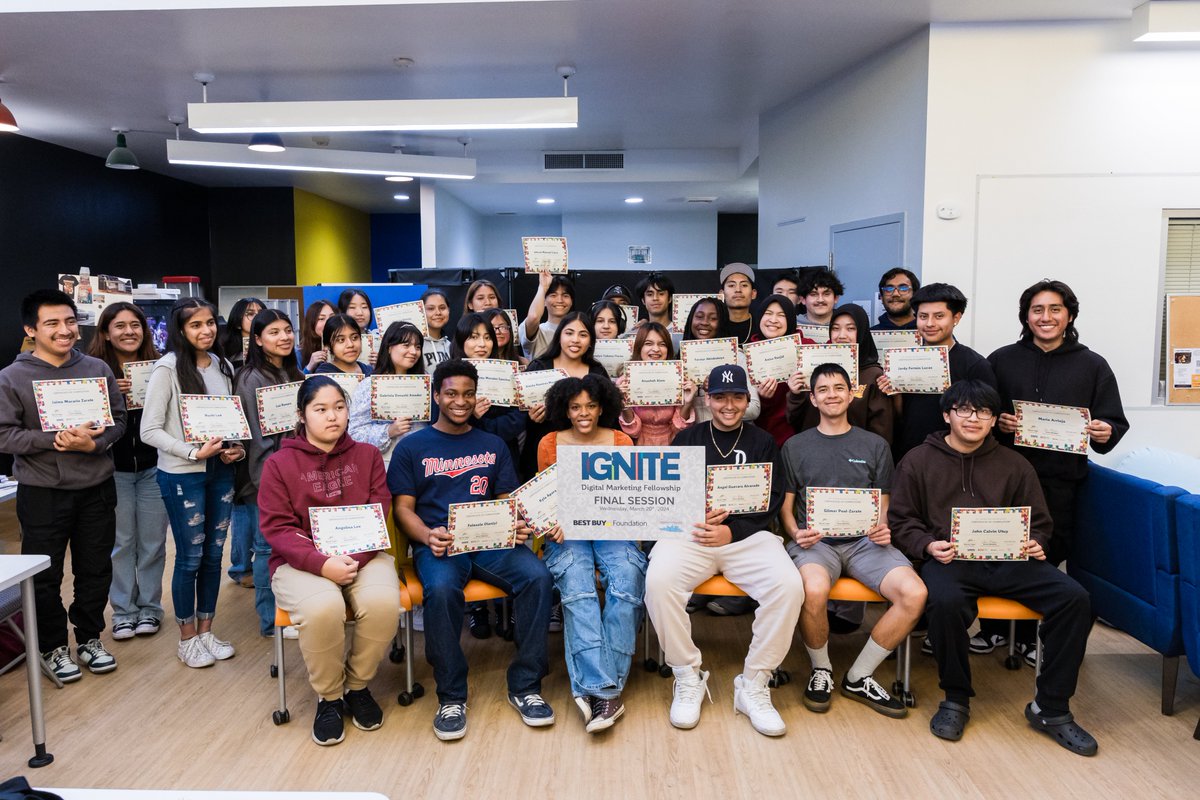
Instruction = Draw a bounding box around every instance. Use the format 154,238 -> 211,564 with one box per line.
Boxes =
743,334 -> 802,384
308,503 -> 391,557
307,372 -> 366,399
360,330 -> 382,366
593,339 -> 634,378
515,368 -> 569,410
374,301 -> 428,336
370,374 -> 431,421
447,498 -> 517,555
882,346 -> 951,394
625,360 -> 684,406
680,337 -> 739,383
798,323 -> 829,344
255,381 -> 303,436
1013,401 -> 1090,455
706,463 -> 772,514
179,394 -> 252,442
951,506 -> 1031,561
871,329 -> 922,352
466,359 -> 519,406
122,360 -> 157,410
671,294 -> 711,334
32,377 -> 115,431
805,487 -> 881,538
504,308 -> 521,335
512,464 -> 558,536
620,305 -> 639,330
522,236 -> 568,274
794,343 -> 859,391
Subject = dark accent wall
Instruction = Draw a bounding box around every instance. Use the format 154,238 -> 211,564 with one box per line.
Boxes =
717,212 -> 759,268
370,213 -> 422,282
208,187 -> 297,289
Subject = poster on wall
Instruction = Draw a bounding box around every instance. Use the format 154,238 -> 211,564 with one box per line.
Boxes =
1173,348 -> 1200,389
627,245 -> 652,265
57,271 -> 133,326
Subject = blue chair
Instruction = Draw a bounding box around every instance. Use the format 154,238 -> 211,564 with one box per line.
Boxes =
1069,463 -> 1186,714
1175,494 -> 1200,740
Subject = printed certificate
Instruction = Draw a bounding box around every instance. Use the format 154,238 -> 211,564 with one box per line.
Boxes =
671,294 -> 711,333
515,368 -> 569,409
122,360 -> 157,410
504,309 -> 521,335
794,343 -> 859,391
307,371 -> 366,399
370,374 -> 431,421
374,301 -> 428,336
522,236 -> 569,274
798,323 -> 829,344
743,334 -> 802,384
593,338 -> 634,379
447,498 -> 517,555
620,305 -> 639,330
680,337 -> 739,383
255,381 -> 303,436
308,503 -> 391,557
951,506 -> 1031,561
466,359 -> 519,406
179,394 -> 252,442
882,346 -> 951,394
706,463 -> 772,514
32,377 -> 115,431
360,330 -> 382,366
624,360 -> 684,406
871,329 -> 922,352
1013,400 -> 1090,455
805,487 -> 881,538
512,463 -> 558,536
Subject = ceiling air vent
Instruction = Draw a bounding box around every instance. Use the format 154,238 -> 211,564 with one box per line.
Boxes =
543,151 -> 625,171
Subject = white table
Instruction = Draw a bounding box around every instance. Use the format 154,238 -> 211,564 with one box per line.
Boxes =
39,792 -> 390,799
0,553 -> 53,767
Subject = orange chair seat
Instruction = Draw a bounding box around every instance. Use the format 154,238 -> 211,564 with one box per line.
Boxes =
691,574 -> 884,603
275,607 -> 354,627
400,565 -> 507,609
976,597 -> 1042,621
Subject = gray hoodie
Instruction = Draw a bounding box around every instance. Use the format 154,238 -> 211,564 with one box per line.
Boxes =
0,350 -> 126,490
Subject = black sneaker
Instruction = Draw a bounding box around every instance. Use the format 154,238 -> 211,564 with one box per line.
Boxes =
970,633 -> 1007,654
343,687 -> 383,731
434,702 -> 467,741
803,667 -> 834,713
312,698 -> 345,746
76,639 -> 117,674
508,692 -> 556,727
840,675 -> 908,718
467,603 -> 492,640
1015,641 -> 1039,668
585,696 -> 625,733
706,596 -> 757,616
548,603 -> 563,633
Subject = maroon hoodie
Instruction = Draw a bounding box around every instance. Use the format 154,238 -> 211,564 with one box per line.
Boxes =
258,429 -> 390,578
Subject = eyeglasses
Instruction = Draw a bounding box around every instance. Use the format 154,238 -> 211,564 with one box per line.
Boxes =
950,406 -> 995,420
492,324 -> 511,333
880,285 -> 912,295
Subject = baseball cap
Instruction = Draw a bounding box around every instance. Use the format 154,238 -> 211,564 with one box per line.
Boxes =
719,262 -> 755,285
706,364 -> 750,396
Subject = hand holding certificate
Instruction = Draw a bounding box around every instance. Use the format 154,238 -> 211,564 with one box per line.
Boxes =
797,323 -> 829,344
447,498 -> 518,555
882,346 -> 951,393
624,360 -> 684,406
593,339 -> 634,379
374,301 -> 428,336
515,368 -> 569,410
680,337 -> 739,383
309,503 -> 391,557
950,506 -> 1031,561
466,359 -> 518,406
706,463 -> 772,514
1013,401 -> 1090,454
179,394 -> 252,442
512,464 -> 558,536
805,487 -> 881,537
743,334 -> 801,384
794,344 -> 858,391
255,381 -> 303,436
871,329 -> 921,352
370,374 -> 431,421
32,377 -> 115,431
522,236 -> 568,274
122,360 -> 157,410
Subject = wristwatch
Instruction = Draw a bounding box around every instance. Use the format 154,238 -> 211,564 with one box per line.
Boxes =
187,447 -> 200,462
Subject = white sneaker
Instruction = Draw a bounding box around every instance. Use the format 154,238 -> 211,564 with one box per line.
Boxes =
734,672 -> 786,736
282,625 -> 299,640
412,605 -> 424,632
669,665 -> 711,729
178,636 -> 215,668
198,631 -> 235,660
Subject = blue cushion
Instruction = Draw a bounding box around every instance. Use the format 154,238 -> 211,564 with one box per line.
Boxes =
1177,494 -> 1200,676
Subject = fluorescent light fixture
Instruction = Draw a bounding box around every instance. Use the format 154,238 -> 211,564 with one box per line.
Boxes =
166,138 -> 475,179
1133,1 -> 1200,41
188,96 -> 578,134
536,197 -> 556,204
393,194 -> 410,201
385,175 -> 414,183
624,197 -> 644,204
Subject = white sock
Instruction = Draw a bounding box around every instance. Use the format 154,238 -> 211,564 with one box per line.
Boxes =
846,636 -> 892,683
805,644 -> 832,672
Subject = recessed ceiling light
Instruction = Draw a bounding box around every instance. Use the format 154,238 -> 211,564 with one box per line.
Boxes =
393,194 -> 411,201
536,197 -> 556,205
624,197 -> 644,204
385,175 -> 414,182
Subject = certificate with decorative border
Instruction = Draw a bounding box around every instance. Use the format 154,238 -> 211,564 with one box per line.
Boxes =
504,308 -> 521,335
805,487 -> 881,537
307,371 -> 366,399
706,463 -> 772,514
680,337 -> 739,383
515,368 -> 569,410
360,331 -> 382,366
1013,401 -> 1090,455
466,359 -> 519,407
743,334 -> 802,384
798,323 -> 829,344
447,498 -> 517,555
871,329 -> 921,352
374,301 -> 428,336
512,463 -> 558,536
179,394 -> 252,442
951,506 -> 1031,561
882,346 -> 951,394
522,236 -> 568,274
671,294 -> 711,333
624,360 -> 684,406
794,343 -> 859,392
620,305 -> 639,329
308,503 -> 391,557
32,377 -> 115,431
122,360 -> 157,410
370,374 -> 431,421
255,381 -> 303,436
593,339 -> 634,379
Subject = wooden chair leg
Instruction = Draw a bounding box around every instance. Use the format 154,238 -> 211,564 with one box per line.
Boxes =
1162,655 -> 1180,716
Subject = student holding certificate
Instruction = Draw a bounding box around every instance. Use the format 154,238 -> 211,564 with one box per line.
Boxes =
519,272 -> 575,360
535,375 -> 644,733
337,288 -> 375,335
888,381 -> 1096,756
746,294 -> 815,447
589,299 -> 627,341
300,300 -> 336,373
616,322 -> 696,446
349,322 -> 428,470
87,301 -> 167,642
218,296 -> 263,370
451,314 -> 525,464
420,288 -> 452,375
0,290 -> 127,682
390,361 -> 555,741
259,376 -> 401,747
482,307 -> 527,367
313,314 -> 373,377
681,297 -> 761,426
464,278 -> 502,315
779,363 -> 925,720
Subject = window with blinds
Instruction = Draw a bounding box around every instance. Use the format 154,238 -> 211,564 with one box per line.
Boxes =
1160,219 -> 1200,391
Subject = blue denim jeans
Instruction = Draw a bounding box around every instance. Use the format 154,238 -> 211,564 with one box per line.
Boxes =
545,539 -> 647,699
413,543 -> 553,704
243,502 -> 276,636
110,468 -> 168,625
157,462 -> 235,625
228,504 -> 253,581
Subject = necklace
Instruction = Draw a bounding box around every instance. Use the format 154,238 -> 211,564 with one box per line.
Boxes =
710,422 -> 743,459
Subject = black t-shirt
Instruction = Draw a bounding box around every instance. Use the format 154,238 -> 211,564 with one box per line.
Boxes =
724,317 -> 754,346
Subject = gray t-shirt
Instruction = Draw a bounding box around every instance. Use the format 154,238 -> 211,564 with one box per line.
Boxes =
781,426 -> 893,534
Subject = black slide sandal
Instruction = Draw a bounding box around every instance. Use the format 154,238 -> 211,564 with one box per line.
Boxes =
1024,703 -> 1098,756
930,700 -> 970,741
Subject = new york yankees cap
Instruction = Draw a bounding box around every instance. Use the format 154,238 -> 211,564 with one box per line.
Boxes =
706,364 -> 750,396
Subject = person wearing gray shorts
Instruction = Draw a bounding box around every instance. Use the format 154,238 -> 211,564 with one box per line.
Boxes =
780,363 -> 927,719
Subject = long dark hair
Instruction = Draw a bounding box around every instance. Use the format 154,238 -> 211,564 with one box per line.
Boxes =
300,300 -> 336,366
236,308 -> 303,390
684,297 -> 728,341
464,279 -> 502,314
86,301 -> 160,374
589,300 -> 627,338
480,308 -> 522,362
219,297 -> 264,363
1018,279 -> 1080,344
295,375 -> 349,439
544,373 -> 623,431
754,294 -> 798,340
542,311 -> 597,365
167,298 -> 232,396
450,312 -> 498,359
337,288 -> 374,329
374,322 -> 425,375
631,321 -> 674,360
322,313 -> 362,352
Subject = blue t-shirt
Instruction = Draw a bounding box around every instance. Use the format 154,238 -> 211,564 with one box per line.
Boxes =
387,426 -> 519,530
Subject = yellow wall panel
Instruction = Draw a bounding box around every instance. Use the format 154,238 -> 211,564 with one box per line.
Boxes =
293,188 -> 371,285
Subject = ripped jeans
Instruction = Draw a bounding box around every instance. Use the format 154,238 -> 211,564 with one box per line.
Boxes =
157,461 -> 236,626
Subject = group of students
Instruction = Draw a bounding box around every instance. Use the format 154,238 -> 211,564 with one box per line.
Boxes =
0,261 -> 1127,756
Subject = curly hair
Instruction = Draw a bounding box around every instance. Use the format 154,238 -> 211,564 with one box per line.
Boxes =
544,373 -> 623,432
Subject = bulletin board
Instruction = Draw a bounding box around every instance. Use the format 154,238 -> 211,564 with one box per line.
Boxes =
1167,294 -> 1200,405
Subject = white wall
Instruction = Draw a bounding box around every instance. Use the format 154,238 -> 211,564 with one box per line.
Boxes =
430,186 -> 484,268
482,214 -> 563,270
922,21 -> 1200,460
757,30 -> 929,276
560,211 -> 717,270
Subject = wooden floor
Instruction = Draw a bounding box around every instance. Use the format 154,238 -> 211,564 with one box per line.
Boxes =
0,505 -> 1196,798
